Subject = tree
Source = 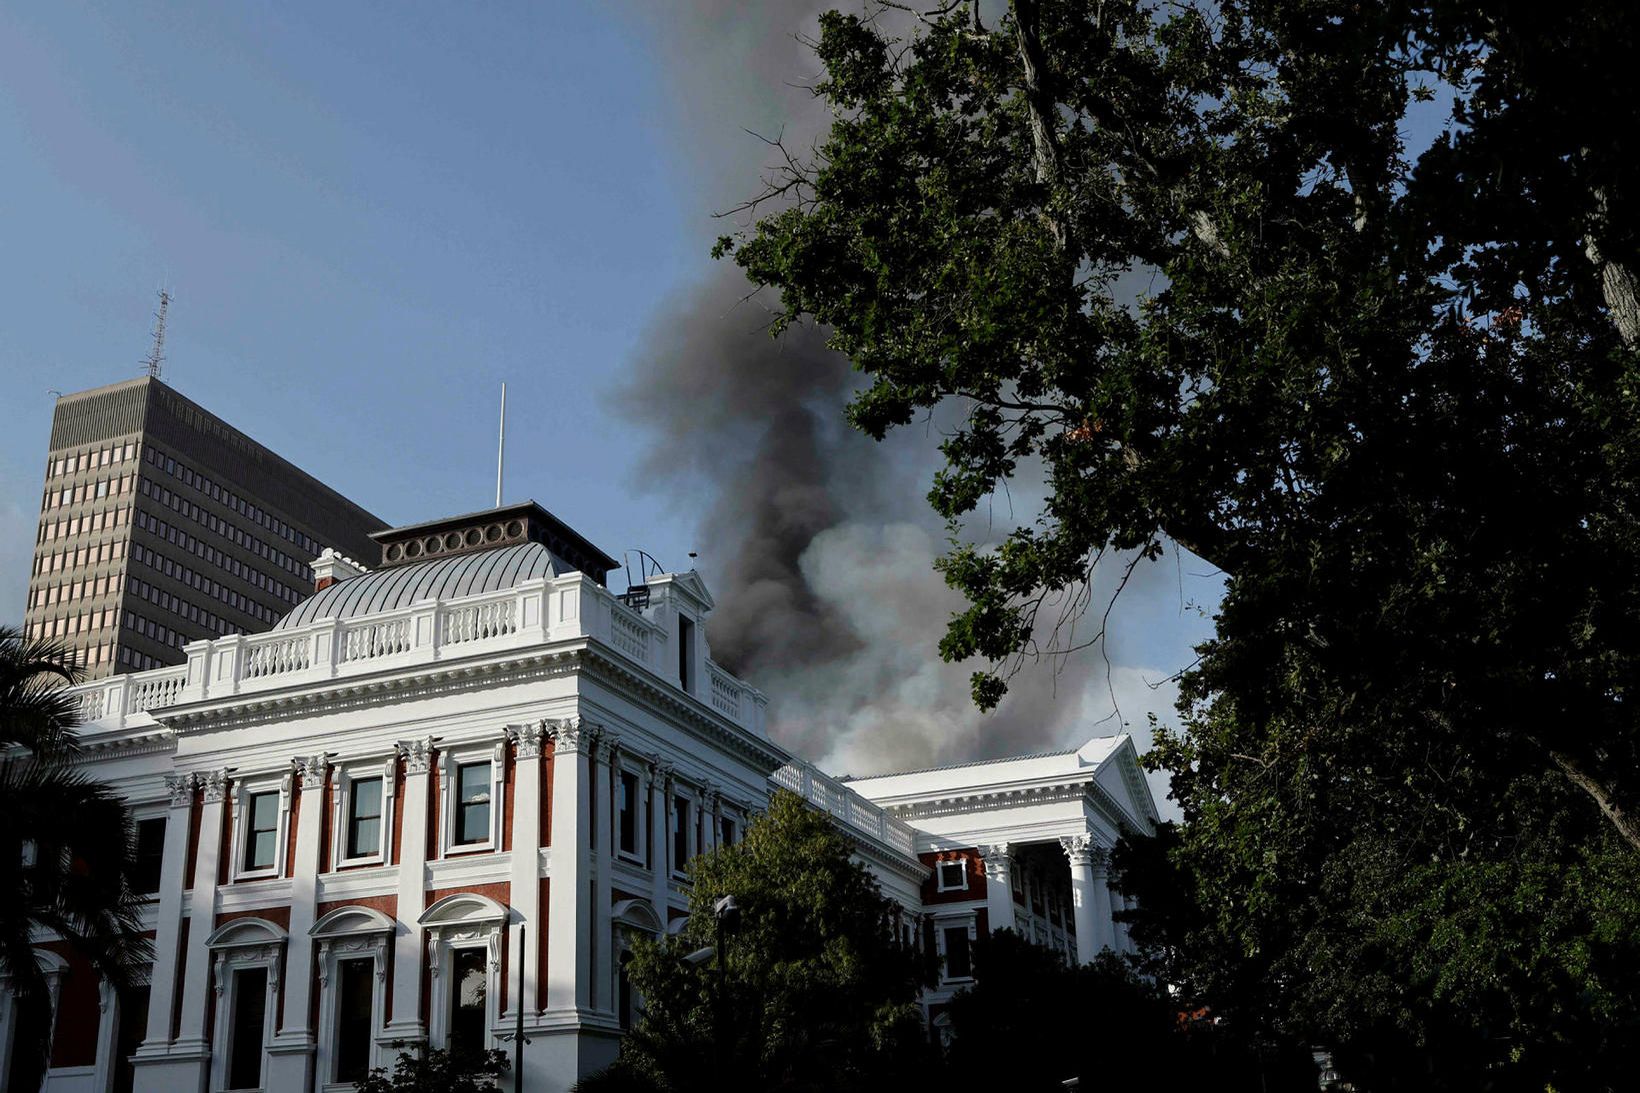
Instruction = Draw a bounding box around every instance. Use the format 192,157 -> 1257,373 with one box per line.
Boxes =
718,0 -> 1640,1084
577,790 -> 931,1092
939,930 -> 1314,1091
0,627 -> 150,1091
355,1047 -> 509,1093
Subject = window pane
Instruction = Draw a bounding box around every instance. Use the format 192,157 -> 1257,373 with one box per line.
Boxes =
227,967 -> 268,1089
347,778 -> 383,858
133,817 -> 166,895
334,958 -> 375,1082
245,792 -> 279,870
619,771 -> 638,854
456,764 -> 490,844
449,947 -> 487,1057
944,928 -> 971,979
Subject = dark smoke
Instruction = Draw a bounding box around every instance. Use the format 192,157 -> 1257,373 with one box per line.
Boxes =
615,2 -> 1205,791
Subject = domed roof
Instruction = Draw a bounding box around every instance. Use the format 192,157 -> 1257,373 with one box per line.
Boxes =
275,542 -> 558,630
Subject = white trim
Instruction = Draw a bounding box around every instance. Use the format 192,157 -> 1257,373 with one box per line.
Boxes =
419,893 -> 508,1051
439,742 -> 506,856
932,912 -> 978,985
230,772 -> 292,881
330,756 -> 396,868
935,856 -> 969,893
311,906 -> 394,1087
207,920 -> 286,1093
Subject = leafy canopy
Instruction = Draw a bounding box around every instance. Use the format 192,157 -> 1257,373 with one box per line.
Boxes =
720,0 -> 1640,1085
580,789 -> 930,1092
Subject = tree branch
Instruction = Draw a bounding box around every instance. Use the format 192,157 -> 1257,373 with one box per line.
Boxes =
1531,735 -> 1640,854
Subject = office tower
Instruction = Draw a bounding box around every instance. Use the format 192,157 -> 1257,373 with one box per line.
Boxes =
22,376 -> 387,677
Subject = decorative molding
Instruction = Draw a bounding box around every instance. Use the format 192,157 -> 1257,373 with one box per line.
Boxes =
397,737 -> 435,774
548,717 -> 586,755
1059,834 -> 1095,868
166,772 -> 195,807
510,721 -> 547,760
979,842 -> 1013,883
294,754 -> 328,790
198,768 -> 229,804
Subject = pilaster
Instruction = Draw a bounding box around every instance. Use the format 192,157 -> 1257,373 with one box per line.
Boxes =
174,769 -> 230,1050
384,738 -> 434,1045
1060,834 -> 1113,964
544,719 -> 592,1014
266,754 -> 330,1092
508,721 -> 547,1016
591,729 -> 616,1013
135,773 -> 196,1054
979,843 -> 1017,936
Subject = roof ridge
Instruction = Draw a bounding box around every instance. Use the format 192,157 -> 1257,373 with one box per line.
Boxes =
839,745 -> 1081,782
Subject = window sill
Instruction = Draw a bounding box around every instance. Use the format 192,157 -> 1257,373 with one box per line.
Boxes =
334,854 -> 385,870
235,868 -> 280,883
446,841 -> 495,857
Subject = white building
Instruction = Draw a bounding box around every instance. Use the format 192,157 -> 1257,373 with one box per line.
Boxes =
3,502 -> 1157,1093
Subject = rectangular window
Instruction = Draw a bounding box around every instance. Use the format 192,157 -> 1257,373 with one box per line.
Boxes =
677,615 -> 695,691
721,816 -> 736,846
449,947 -> 487,1056
936,859 -> 968,892
672,796 -> 690,870
618,770 -> 639,855
227,966 -> 268,1089
334,958 -> 375,1083
133,817 -> 166,895
943,926 -> 972,980
243,792 -> 279,872
347,777 -> 384,859
455,762 -> 491,845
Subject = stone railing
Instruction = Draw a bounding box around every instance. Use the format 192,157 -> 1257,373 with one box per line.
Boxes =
61,574 -> 770,739
772,759 -> 919,860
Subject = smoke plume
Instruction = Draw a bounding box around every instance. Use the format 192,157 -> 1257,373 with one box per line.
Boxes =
617,2 -> 1204,792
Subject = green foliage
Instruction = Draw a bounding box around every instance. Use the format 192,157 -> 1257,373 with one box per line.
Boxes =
723,0 -> 1640,1085
355,1047 -> 509,1093
0,626 -> 151,1093
940,930 -> 1315,1091
578,790 -> 932,1092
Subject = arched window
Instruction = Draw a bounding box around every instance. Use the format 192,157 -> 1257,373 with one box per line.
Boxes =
419,893 -> 508,1053
311,905 -> 395,1084
611,899 -> 663,1031
204,918 -> 287,1092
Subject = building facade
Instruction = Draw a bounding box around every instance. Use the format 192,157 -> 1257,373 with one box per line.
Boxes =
4,502 -> 1155,1093
22,377 -> 386,678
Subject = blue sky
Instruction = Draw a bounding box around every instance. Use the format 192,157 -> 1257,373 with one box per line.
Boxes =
0,2 -> 1222,792
0,2 -> 704,609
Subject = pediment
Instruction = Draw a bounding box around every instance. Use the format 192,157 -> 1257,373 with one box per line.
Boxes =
206,917 -> 288,948
311,904 -> 397,939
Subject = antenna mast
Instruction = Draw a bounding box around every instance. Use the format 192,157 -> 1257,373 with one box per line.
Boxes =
143,290 -> 170,380
495,381 -> 507,508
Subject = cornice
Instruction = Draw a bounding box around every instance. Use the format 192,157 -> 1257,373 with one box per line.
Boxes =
64,728 -> 176,762
145,637 -> 789,776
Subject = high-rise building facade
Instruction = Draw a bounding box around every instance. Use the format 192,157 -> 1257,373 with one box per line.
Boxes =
21,377 -> 386,677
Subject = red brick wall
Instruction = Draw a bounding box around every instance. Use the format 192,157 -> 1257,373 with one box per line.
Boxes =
920,849 -> 985,905
502,742 -> 517,853
390,757 -> 407,865
541,741 -> 555,846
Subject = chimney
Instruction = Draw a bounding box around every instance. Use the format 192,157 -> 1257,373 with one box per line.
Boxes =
311,548 -> 367,593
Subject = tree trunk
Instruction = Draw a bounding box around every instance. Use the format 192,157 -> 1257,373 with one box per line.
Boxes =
1585,185 -> 1640,347
1532,736 -> 1640,854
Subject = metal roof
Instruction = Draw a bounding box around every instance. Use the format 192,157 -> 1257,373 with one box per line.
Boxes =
275,542 -> 559,630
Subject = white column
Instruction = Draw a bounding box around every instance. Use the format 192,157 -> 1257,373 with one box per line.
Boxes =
591,730 -> 616,1013
648,761 -> 673,923
1060,835 -> 1113,964
545,720 -> 591,1014
979,843 -> 1016,937
136,774 -> 196,1053
508,723 -> 547,1017
173,769 -> 230,1051
1109,887 -> 1130,953
385,738 -> 434,1044
266,755 -> 329,1091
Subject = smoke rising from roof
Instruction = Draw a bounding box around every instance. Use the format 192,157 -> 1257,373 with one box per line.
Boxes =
616,2 -> 1211,795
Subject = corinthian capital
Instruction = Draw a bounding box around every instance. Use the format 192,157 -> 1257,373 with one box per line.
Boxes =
165,772 -> 195,807
293,754 -> 329,790
397,737 -> 435,774
548,718 -> 586,755
1059,834 -> 1103,868
979,842 -> 1013,882
509,721 -> 548,760
198,768 -> 230,804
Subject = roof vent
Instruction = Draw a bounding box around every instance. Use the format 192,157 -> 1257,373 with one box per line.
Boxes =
369,501 -> 618,584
